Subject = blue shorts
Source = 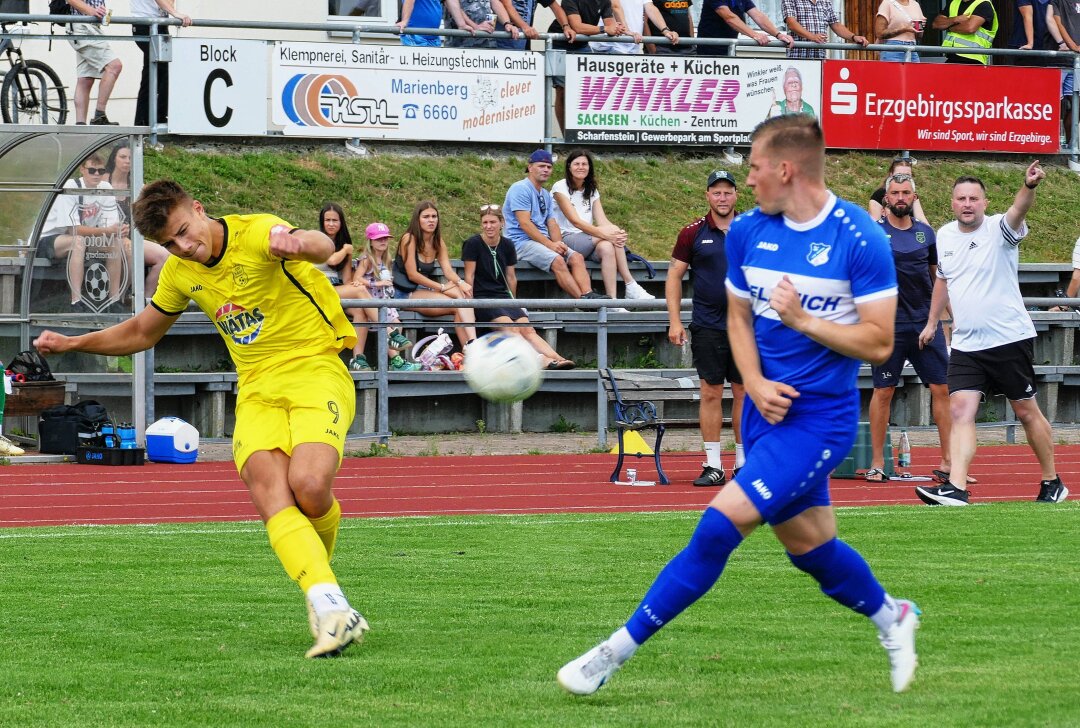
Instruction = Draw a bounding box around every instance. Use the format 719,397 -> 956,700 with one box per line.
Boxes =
1063,69 -> 1074,98
880,39 -> 919,63
401,34 -> 441,47
871,322 -> 948,388
733,390 -> 858,526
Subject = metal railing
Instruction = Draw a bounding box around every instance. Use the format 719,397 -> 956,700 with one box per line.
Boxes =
0,12 -> 1077,163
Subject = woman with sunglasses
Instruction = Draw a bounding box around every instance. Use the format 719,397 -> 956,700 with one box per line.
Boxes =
392,200 -> 477,349
462,205 -> 575,369
551,149 -> 654,304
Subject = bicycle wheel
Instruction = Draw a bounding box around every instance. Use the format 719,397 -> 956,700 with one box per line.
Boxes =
1,59 -> 68,125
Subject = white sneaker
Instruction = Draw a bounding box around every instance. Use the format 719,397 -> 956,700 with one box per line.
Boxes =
879,599 -> 920,692
624,281 -> 655,300
557,642 -> 621,695
305,608 -> 370,659
0,435 -> 24,457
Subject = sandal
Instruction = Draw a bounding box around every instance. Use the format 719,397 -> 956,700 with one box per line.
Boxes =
554,359 -> 576,370
864,467 -> 888,483
932,469 -> 978,485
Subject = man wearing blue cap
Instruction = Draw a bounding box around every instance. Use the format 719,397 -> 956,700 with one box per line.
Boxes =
502,150 -> 606,300
666,170 -> 746,487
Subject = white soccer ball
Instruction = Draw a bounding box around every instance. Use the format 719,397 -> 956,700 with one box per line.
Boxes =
464,333 -> 543,403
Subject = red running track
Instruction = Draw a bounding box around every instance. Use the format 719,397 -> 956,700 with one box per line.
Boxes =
1,445 -> 1077,527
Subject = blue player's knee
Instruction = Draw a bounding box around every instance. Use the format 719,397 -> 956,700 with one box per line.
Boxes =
686,507 -> 744,563
787,537 -> 838,578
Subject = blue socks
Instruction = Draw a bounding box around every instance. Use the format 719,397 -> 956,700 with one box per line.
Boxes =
787,538 -> 886,617
624,508 -> 743,644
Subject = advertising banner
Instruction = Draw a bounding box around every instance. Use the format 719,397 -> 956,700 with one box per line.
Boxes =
821,60 -> 1060,153
271,42 -> 545,142
169,38 -> 269,136
563,56 -> 821,145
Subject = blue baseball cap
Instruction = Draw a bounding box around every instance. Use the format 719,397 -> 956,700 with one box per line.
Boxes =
528,149 -> 554,165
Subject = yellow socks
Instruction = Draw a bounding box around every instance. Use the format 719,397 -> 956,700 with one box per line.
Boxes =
308,498 -> 342,562
265,506 -> 336,593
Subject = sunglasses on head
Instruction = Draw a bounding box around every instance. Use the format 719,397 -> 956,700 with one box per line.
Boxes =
888,173 -> 914,184
480,204 -> 500,213
84,166 -> 107,175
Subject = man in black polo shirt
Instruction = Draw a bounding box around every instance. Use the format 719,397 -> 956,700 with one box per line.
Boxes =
666,170 -> 746,486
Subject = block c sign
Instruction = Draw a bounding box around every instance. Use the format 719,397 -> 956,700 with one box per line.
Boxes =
169,39 -> 268,135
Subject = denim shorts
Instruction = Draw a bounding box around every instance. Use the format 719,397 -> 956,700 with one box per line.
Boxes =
880,40 -> 919,63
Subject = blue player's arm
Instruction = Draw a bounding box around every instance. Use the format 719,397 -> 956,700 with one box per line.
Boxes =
727,291 -> 800,425
771,275 -> 895,365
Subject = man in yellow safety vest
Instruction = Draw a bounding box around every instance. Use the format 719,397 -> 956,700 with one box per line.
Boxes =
933,0 -> 999,64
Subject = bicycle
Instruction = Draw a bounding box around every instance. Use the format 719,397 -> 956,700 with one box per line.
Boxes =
0,22 -> 68,124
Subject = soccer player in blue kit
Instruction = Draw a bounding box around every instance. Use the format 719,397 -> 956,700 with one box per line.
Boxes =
558,114 -> 921,696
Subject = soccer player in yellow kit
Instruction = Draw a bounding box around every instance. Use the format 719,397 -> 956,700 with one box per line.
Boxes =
34,180 -> 369,658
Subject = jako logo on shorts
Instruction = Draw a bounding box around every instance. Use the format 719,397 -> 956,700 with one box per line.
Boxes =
215,302 -> 264,345
280,74 -> 399,128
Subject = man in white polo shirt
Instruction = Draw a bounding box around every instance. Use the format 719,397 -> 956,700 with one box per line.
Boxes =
915,162 -> 1068,506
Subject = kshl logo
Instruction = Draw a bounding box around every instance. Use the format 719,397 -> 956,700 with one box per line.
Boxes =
280,74 -> 399,128
829,66 -> 858,116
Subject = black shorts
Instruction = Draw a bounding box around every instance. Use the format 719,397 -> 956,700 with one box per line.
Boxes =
872,322 -> 948,388
689,324 -> 742,386
38,233 -> 61,260
475,306 -> 526,323
948,338 -> 1037,400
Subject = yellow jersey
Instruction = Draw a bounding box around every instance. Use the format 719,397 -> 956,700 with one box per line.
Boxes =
151,213 -> 356,380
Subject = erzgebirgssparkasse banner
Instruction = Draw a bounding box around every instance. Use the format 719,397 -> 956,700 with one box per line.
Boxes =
564,55 -> 821,145
821,60 -> 1059,153
271,42 -> 545,142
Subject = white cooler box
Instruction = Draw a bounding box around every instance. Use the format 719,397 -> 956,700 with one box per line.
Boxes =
145,417 -> 199,464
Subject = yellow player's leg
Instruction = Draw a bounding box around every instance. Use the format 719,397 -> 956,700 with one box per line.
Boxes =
308,497 -> 342,561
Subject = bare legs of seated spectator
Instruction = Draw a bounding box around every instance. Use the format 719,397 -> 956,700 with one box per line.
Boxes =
402,284 -> 478,349
488,313 -> 574,369
48,234 -> 87,306
548,249 -> 595,298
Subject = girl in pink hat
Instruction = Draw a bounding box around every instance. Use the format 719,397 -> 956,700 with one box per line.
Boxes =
350,221 -> 419,371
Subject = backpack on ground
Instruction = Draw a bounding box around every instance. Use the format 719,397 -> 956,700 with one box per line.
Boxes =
39,400 -> 110,454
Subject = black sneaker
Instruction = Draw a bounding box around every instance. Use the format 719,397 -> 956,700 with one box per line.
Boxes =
580,291 -> 611,300
693,465 -> 726,487
1035,476 -> 1069,503
914,482 -> 970,506
89,113 -> 118,125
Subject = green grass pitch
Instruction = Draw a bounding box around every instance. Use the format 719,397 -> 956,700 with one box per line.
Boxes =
0,503 -> 1076,727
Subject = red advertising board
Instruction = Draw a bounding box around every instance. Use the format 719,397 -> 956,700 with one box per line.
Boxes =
821,61 -> 1059,153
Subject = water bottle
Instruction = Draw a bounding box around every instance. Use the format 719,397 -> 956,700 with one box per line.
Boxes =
119,422 -> 137,449
898,430 -> 911,469
101,423 -> 117,449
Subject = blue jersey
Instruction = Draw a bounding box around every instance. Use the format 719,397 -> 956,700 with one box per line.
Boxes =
725,193 -> 896,397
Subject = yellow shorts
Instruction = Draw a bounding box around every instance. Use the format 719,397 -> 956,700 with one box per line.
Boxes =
231,353 -> 355,473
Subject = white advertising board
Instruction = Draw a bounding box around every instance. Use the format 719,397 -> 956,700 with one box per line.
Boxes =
271,42 -> 545,142
564,56 -> 821,145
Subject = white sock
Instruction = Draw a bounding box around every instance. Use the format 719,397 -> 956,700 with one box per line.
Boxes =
734,443 -> 745,468
607,626 -> 639,663
869,593 -> 900,634
306,583 -> 351,619
703,442 -> 723,470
